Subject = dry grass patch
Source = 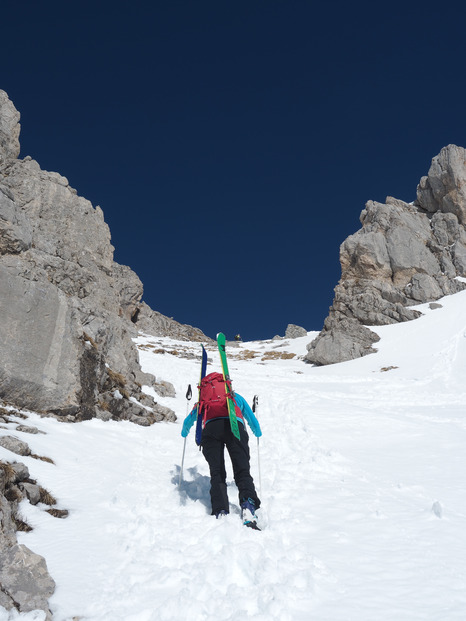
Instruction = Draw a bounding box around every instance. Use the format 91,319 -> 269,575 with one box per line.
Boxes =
235,350 -> 258,360
138,344 -> 167,354
13,514 -> 33,532
137,344 -> 163,352
46,508 -> 69,519
106,368 -> 130,398
39,487 -> 57,506
83,332 -> 98,349
261,351 -> 296,361
31,454 -> 55,464
0,461 -> 16,485
5,486 -> 23,502
107,368 -> 126,387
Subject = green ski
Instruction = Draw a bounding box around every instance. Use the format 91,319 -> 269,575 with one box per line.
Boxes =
217,332 -> 241,440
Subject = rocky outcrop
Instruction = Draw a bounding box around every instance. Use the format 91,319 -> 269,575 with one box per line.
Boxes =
0,89 -> 207,423
285,324 -> 307,339
0,150 -> 158,422
0,458 -> 55,620
417,145 -> 466,225
136,302 -> 210,342
0,435 -> 31,456
0,89 -> 213,618
0,89 -> 214,620
306,145 -> 466,365
0,90 -> 20,167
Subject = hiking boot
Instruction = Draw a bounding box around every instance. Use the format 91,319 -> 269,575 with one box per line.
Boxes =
241,498 -> 260,529
215,510 -> 228,519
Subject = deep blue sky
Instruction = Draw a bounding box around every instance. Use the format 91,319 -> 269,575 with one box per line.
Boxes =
2,1 -> 466,341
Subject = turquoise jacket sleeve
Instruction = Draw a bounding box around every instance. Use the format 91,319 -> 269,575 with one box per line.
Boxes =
234,393 -> 262,437
181,406 -> 198,437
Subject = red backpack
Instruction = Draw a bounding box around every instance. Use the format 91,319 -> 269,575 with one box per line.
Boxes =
198,372 -> 244,427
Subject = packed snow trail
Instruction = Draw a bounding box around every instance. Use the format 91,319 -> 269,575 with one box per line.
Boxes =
1,291 -> 466,620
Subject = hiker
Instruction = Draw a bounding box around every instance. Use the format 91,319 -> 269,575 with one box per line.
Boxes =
181,372 -> 262,527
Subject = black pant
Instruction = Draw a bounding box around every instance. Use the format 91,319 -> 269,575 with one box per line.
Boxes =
201,418 -> 260,515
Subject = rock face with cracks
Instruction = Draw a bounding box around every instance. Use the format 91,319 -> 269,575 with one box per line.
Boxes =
0,89 -> 209,618
306,145 -> 466,365
0,89 -> 206,422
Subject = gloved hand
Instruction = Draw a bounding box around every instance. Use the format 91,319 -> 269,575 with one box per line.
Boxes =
181,410 -> 197,438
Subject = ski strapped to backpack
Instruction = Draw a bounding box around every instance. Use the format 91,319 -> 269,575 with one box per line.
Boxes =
217,333 -> 241,440
195,345 -> 208,446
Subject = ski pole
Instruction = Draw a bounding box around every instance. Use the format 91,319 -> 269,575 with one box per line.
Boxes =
186,384 -> 192,414
253,395 -> 262,498
179,437 -> 187,487
179,384 -> 193,487
257,438 -> 262,499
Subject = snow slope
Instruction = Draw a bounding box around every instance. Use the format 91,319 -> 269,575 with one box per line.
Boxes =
2,290 -> 466,620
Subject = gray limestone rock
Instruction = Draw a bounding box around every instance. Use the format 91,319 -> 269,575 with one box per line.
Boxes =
416,145 -> 466,224
0,457 -> 55,620
0,88 -> 203,619
135,302 -> 210,341
407,273 -> 443,303
306,317 -> 380,366
19,482 -> 41,505
0,435 -> 31,457
0,488 -> 17,545
152,379 -> 177,398
0,543 -> 55,620
0,185 -> 32,254
0,258 -> 81,413
0,90 -> 184,424
0,90 -> 20,167
306,146 -> 466,365
452,241 -> 466,273
112,262 -> 144,322
15,424 -> 43,434
10,461 -> 30,483
285,324 -> 307,339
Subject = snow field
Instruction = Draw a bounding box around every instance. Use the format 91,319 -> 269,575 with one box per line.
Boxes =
1,290 -> 466,619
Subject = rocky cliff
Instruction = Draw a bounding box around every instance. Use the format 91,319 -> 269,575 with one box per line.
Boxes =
0,89 -> 208,618
0,89 -> 207,422
306,145 -> 466,365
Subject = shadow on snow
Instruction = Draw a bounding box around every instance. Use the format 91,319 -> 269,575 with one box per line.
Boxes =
172,465 -> 211,512
172,466 -> 242,517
